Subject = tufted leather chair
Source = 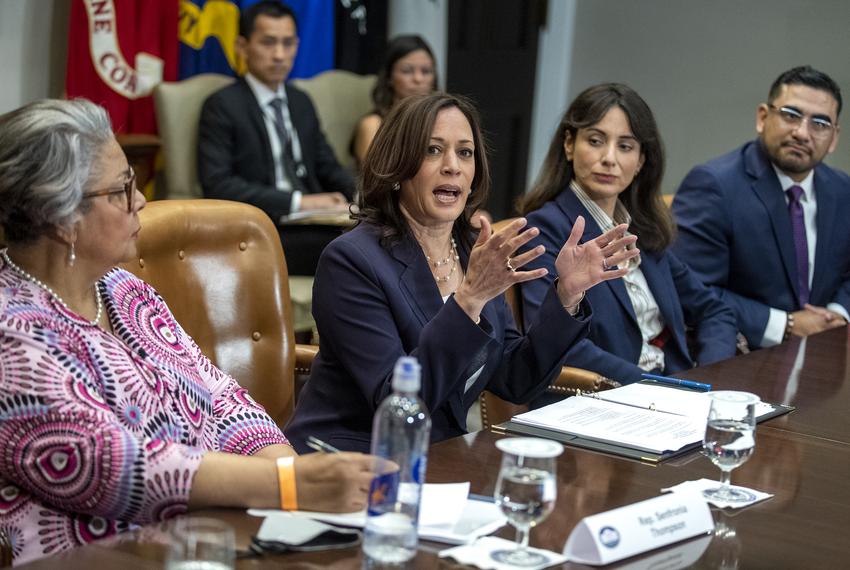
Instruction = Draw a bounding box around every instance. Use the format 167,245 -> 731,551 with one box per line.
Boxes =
478,218 -> 616,430
118,199 -> 317,427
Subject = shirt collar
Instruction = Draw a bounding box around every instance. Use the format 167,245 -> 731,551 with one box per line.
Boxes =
244,73 -> 286,108
570,180 -> 632,231
772,165 -> 814,200
570,180 -> 640,269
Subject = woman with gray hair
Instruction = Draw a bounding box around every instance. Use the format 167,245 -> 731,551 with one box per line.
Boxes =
0,99 -> 373,565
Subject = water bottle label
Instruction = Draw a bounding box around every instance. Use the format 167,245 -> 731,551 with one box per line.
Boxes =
412,455 -> 427,485
367,470 -> 400,516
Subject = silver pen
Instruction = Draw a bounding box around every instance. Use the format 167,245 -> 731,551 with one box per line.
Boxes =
306,435 -> 341,454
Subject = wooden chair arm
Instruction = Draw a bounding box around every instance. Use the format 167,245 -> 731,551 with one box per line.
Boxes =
295,344 -> 319,376
546,366 -> 620,396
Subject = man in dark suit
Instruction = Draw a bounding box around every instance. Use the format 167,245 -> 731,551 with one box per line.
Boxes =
672,66 -> 849,349
198,1 -> 354,273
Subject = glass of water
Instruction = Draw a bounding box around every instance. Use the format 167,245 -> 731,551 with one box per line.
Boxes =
702,391 -> 760,503
165,517 -> 235,570
491,437 -> 563,567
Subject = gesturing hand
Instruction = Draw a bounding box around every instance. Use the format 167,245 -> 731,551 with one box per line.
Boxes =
453,217 -> 548,322
554,216 -> 639,305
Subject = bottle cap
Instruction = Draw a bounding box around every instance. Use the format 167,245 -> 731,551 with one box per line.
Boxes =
392,356 -> 421,392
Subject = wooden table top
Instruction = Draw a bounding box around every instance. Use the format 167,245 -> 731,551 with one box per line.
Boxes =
679,327 -> 850,444
17,328 -> 850,569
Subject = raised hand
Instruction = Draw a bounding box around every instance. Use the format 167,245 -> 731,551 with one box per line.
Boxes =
453,217 -> 548,322
554,216 -> 639,305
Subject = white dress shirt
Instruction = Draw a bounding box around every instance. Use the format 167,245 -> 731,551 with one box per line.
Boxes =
762,167 -> 850,346
243,73 -> 302,212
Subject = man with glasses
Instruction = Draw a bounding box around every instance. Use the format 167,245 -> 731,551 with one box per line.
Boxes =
672,65 -> 849,349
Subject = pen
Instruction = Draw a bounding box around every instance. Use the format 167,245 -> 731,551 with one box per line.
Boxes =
640,373 -> 712,392
306,436 -> 341,454
468,493 -> 496,503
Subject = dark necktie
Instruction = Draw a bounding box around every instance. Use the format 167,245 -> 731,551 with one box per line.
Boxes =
268,97 -> 304,193
786,185 -> 810,306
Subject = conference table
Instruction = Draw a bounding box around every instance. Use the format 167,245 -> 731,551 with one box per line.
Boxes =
16,328 -> 850,569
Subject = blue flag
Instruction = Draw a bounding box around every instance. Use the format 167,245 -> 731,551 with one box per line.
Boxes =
178,0 -> 334,79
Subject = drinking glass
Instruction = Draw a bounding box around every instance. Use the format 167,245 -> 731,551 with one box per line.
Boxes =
702,391 -> 759,503
165,517 -> 236,570
491,437 -> 563,567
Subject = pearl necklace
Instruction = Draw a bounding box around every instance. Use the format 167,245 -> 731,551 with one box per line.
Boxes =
1,249 -> 103,327
425,237 -> 459,284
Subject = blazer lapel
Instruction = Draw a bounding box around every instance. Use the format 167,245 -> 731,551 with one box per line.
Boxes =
390,235 -> 444,326
746,143 -> 800,305
238,79 -> 276,175
639,253 -> 687,356
810,166 -> 837,303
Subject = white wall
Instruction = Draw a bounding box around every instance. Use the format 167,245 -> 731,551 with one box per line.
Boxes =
0,0 -> 67,113
526,0 -> 577,190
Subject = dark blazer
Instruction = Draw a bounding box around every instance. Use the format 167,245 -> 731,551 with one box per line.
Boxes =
198,78 -> 355,219
284,223 -> 591,453
672,140 -> 850,348
521,189 -> 737,385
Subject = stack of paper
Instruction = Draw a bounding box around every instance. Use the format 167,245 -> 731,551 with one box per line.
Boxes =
509,383 -> 787,458
249,482 -> 506,545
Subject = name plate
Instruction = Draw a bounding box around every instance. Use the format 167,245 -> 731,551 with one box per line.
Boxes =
563,492 -> 713,566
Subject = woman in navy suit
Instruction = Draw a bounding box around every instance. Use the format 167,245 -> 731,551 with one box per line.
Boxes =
519,84 -> 737,391
285,92 -> 640,452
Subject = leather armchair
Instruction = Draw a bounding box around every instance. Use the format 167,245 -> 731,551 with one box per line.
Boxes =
478,218 -> 616,430
118,199 -> 315,426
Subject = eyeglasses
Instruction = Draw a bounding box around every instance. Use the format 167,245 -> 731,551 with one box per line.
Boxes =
767,104 -> 836,138
83,168 -> 137,212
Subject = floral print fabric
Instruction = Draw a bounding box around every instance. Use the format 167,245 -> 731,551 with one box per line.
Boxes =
0,263 -> 288,564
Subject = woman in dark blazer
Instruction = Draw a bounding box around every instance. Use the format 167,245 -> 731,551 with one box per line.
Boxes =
285,92 -> 640,453
519,84 -> 737,389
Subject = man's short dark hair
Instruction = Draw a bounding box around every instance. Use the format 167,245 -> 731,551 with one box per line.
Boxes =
239,0 -> 298,39
768,65 -> 842,117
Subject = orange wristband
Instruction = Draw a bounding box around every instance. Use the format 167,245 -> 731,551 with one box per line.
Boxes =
276,457 -> 298,510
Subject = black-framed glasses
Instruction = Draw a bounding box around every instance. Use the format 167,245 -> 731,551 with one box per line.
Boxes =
767,104 -> 836,138
83,168 -> 136,212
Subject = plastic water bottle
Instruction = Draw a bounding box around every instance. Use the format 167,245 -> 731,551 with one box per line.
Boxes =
362,356 -> 432,563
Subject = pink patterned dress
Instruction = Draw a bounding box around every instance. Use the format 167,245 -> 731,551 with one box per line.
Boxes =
0,262 -> 289,565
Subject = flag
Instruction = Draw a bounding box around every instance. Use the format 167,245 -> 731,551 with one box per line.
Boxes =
178,0 -> 334,80
66,0 -> 179,134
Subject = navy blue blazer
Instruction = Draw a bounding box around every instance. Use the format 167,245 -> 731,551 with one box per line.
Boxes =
672,140 -> 850,348
284,223 -> 590,453
521,190 -> 737,385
